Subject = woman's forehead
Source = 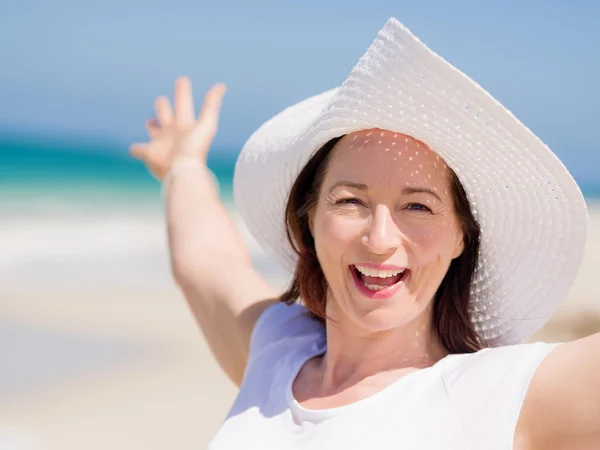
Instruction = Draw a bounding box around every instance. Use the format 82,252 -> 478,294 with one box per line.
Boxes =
329,129 -> 450,179
340,129 -> 435,153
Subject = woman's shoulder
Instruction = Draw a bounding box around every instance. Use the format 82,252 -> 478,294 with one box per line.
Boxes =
441,341 -> 561,385
249,301 -> 325,358
234,302 -> 325,413
439,342 -> 562,447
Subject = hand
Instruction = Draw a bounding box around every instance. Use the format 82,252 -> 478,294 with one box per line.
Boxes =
130,77 -> 227,181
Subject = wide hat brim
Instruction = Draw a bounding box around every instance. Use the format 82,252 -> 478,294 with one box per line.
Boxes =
233,18 -> 588,346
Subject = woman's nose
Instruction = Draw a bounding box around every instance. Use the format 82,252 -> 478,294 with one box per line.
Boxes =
361,204 -> 401,255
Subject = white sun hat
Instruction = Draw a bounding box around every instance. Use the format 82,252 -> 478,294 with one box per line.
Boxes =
233,17 -> 588,346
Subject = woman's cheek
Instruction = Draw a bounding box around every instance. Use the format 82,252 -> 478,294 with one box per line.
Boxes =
402,222 -> 437,247
404,224 -> 454,265
324,216 -> 365,245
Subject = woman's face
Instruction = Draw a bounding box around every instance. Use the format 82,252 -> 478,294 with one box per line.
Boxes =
310,129 -> 465,333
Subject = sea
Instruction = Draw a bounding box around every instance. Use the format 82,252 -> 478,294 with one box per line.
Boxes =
0,132 -> 235,210
0,132 -> 292,294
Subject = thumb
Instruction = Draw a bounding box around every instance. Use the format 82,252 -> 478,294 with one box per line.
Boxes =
129,143 -> 149,161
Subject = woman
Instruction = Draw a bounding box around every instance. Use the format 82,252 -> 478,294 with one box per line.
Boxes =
130,18 -> 598,449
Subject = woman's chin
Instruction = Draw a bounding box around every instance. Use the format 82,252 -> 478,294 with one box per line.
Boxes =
328,280 -> 419,331
349,300 -> 417,332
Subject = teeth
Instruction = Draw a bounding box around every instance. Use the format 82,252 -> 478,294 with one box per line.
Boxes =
355,265 -> 404,278
363,282 -> 387,291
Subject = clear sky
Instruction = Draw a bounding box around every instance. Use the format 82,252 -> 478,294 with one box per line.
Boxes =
1,0 -> 598,179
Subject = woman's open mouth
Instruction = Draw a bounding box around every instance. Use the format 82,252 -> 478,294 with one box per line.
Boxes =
349,264 -> 410,299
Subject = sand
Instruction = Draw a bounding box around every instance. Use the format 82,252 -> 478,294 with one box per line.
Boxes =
1,204 -> 599,449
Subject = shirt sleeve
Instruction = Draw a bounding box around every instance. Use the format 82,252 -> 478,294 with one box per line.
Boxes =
248,301 -> 323,356
441,342 -> 561,450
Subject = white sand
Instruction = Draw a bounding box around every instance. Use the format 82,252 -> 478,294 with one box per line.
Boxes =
1,203 -> 599,449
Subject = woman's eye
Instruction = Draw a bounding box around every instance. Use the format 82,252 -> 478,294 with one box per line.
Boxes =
336,198 -> 363,206
406,203 -> 431,212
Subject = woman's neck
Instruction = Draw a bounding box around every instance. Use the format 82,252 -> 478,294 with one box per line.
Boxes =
317,304 -> 448,392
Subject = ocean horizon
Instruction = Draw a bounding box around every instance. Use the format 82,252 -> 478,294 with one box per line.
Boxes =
0,132 -> 235,210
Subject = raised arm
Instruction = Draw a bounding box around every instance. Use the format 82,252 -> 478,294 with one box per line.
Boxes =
516,331 -> 600,450
130,77 -> 278,386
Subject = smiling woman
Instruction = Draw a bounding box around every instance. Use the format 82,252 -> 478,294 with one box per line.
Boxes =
131,16 -> 597,450
280,132 -> 482,354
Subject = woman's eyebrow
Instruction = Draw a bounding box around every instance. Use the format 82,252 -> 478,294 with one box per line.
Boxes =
402,186 -> 443,202
328,181 -> 368,194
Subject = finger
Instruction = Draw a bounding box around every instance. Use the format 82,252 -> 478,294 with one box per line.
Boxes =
197,83 -> 227,123
193,83 -> 227,146
174,76 -> 195,128
145,119 -> 161,139
129,143 -> 149,160
154,96 -> 173,127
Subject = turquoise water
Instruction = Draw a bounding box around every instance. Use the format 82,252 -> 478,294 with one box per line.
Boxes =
0,133 -> 235,208
2,132 -> 600,205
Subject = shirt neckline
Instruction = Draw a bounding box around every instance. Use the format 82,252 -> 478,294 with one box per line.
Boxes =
285,342 -> 451,422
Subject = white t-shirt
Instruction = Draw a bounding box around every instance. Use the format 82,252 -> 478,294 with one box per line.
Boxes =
208,302 -> 558,449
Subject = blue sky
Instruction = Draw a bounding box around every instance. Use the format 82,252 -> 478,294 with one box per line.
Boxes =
1,0 -> 599,179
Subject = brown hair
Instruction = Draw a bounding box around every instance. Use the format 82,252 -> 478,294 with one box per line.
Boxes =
280,136 -> 484,354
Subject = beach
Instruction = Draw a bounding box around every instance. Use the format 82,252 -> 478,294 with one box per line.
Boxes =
2,1 -> 598,446
1,191 -> 599,449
